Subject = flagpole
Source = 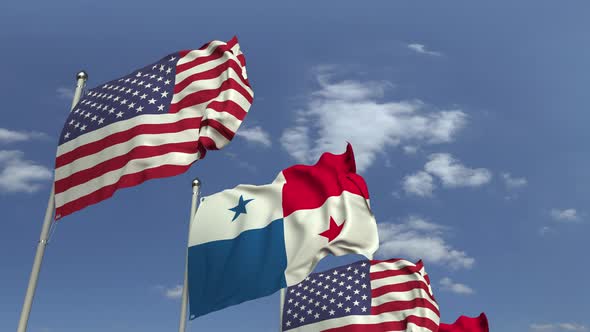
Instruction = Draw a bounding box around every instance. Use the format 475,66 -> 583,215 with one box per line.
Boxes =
179,177 -> 201,332
279,288 -> 285,332
17,71 -> 88,332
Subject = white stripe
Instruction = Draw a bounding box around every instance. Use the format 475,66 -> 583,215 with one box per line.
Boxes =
175,48 -> 248,90
173,63 -> 253,102
370,272 -> 430,290
197,123 -> 232,149
283,308 -> 439,332
370,260 -> 418,274
176,40 -> 227,66
198,106 -> 243,132
176,52 -> 239,85
55,128 -> 200,181
372,262 -> 434,298
406,322 -> 439,332
230,42 -> 241,56
177,88 -> 252,115
231,43 -> 249,80
55,151 -> 199,207
371,288 -> 439,312
57,108 -> 201,156
419,268 -> 434,296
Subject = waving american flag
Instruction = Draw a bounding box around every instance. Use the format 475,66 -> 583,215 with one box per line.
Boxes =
281,259 -> 439,332
54,36 -> 253,220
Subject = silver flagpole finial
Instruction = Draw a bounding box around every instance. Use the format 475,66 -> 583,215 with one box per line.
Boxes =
192,177 -> 201,188
76,71 -> 88,81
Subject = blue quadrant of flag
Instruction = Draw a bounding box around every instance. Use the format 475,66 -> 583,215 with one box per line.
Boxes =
187,218 -> 287,319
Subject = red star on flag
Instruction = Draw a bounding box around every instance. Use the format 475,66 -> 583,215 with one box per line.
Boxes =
319,216 -> 345,242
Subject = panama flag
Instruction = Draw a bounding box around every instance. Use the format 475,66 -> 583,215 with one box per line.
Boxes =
187,144 -> 379,319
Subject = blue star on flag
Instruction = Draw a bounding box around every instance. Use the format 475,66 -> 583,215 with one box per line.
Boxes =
229,195 -> 254,221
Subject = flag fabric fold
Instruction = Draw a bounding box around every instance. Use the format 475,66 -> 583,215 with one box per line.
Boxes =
439,313 -> 489,332
54,36 -> 252,219
187,144 -> 379,319
280,258 -> 440,332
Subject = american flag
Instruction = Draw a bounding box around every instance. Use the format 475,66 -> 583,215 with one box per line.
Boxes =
54,37 -> 253,220
281,259 -> 440,332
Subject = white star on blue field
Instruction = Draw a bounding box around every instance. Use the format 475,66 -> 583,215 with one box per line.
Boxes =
1,1 -> 589,332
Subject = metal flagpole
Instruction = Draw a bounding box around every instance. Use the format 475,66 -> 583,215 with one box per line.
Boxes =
178,177 -> 202,332
279,288 -> 285,332
17,71 -> 88,332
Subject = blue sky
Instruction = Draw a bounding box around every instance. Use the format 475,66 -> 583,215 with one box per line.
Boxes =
1,1 -> 589,331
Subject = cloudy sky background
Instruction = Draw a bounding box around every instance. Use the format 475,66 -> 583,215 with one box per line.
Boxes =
1,1 -> 589,331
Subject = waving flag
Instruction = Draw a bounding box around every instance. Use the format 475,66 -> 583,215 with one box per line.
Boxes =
439,313 -> 489,332
281,259 -> 439,332
187,144 -> 379,319
54,36 -> 252,219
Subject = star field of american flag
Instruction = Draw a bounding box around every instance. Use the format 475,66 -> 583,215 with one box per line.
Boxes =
59,53 -> 179,144
282,260 -> 371,330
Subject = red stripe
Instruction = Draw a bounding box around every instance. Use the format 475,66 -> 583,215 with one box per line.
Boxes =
281,143 -> 370,217
200,118 -> 236,142
178,50 -> 190,58
372,280 -> 435,302
237,53 -> 246,67
56,117 -> 202,168
55,163 -> 195,220
227,36 -> 239,50
371,298 -> 440,317
169,78 -> 253,113
206,100 -> 247,121
55,141 -> 200,194
235,53 -> 251,87
322,315 -> 439,332
175,39 -> 239,75
174,59 -> 250,93
370,261 -> 424,281
197,136 -> 219,151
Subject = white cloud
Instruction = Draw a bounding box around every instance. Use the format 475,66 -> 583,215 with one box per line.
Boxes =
502,172 -> 527,189
560,324 -> 589,331
377,216 -> 474,269
56,87 -> 75,100
539,226 -> 551,235
408,43 -> 442,56
0,128 -> 47,144
424,153 -> 492,188
154,284 -> 184,300
403,153 -> 492,197
403,171 -> 435,197
439,277 -> 474,295
165,285 -> 183,299
403,145 -> 419,154
530,323 -> 588,331
551,208 -> 580,222
236,126 -> 272,148
0,150 -> 52,193
281,71 -> 467,171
